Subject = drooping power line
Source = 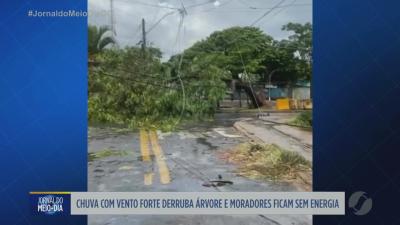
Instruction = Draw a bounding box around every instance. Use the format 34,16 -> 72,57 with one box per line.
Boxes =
116,0 -> 179,9
250,0 -> 286,26
146,11 -> 177,35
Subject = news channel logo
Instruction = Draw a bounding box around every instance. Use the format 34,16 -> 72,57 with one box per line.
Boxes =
30,192 -> 70,216
348,191 -> 372,216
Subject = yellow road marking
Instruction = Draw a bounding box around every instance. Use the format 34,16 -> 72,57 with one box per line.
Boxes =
149,130 -> 171,184
140,129 -> 153,185
144,172 -> 154,186
139,130 -> 151,162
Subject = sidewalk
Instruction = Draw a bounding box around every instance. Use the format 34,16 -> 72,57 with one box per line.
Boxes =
233,117 -> 312,162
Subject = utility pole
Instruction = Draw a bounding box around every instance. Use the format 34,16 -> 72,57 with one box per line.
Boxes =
267,69 -> 278,101
141,18 -> 146,54
141,18 -> 147,76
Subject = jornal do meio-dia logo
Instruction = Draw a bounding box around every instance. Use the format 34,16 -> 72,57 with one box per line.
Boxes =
30,192 -> 71,216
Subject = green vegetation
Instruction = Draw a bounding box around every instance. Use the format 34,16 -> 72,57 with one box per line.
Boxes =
88,149 -> 129,162
289,111 -> 312,128
225,143 -> 311,181
88,23 -> 312,130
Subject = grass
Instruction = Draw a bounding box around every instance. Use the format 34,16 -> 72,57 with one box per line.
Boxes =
289,111 -> 312,128
225,143 -> 311,181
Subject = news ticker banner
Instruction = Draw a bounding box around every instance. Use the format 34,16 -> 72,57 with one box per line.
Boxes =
30,192 -> 345,215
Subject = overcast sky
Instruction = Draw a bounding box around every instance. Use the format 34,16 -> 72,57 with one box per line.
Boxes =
89,0 -> 312,60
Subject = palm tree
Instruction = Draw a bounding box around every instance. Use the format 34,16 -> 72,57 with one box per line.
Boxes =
88,25 -> 115,57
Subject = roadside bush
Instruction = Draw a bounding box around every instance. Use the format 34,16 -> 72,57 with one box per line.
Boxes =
290,111 -> 312,128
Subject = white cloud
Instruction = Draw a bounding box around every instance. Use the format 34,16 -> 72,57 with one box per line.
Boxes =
88,0 -> 312,60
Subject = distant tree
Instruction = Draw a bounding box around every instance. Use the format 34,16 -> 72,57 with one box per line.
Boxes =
282,22 -> 312,63
168,26 -> 277,107
281,22 -> 312,80
173,26 -> 274,79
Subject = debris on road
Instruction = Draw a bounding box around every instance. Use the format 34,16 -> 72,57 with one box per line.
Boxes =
220,143 -> 311,190
234,117 -> 312,162
202,180 -> 234,187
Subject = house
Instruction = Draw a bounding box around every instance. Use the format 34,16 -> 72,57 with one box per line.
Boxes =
267,80 -> 311,100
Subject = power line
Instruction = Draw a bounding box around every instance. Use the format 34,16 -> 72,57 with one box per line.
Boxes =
270,0 -> 298,19
91,63 -> 296,92
115,0 -> 179,9
173,1 -> 187,125
236,45 -> 262,113
93,63 -> 177,81
149,3 -> 161,24
250,0 -> 286,26
168,44 -> 311,57
185,0 -> 220,9
186,0 -> 233,13
242,2 -> 310,10
114,0 -> 231,11
92,69 -> 178,90
91,68 -> 227,89
146,11 -> 177,35
132,22 -> 143,45
190,3 -> 311,14
236,0 -> 253,8
236,0 -> 290,10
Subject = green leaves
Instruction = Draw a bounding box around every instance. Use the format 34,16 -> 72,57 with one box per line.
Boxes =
280,22 -> 312,80
88,23 -> 312,130
183,26 -> 273,78
88,45 -> 222,131
171,24 -> 312,84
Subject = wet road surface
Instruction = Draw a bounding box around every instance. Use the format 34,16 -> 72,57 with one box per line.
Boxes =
88,113 -> 312,225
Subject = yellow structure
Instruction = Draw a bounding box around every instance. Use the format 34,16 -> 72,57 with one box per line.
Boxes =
276,98 -> 290,110
276,98 -> 313,110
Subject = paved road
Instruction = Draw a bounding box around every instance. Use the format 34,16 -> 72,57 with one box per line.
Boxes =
88,113 -> 312,225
